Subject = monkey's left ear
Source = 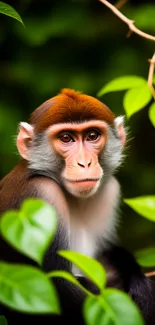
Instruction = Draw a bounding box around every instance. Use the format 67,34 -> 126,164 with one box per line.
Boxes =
16,122 -> 34,160
114,116 -> 126,147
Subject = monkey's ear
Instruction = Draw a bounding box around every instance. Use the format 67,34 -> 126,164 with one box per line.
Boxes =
114,116 -> 126,147
16,122 -> 34,160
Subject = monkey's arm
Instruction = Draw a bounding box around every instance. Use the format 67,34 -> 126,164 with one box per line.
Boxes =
0,166 -> 86,325
100,245 -> 155,325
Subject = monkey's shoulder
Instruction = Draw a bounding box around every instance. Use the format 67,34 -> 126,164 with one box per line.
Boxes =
0,160 -> 68,220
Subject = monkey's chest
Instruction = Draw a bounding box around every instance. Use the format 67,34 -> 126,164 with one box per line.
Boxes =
70,224 -> 98,276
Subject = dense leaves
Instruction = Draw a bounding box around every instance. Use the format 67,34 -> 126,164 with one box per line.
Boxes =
0,262 -> 60,313
0,199 -> 57,265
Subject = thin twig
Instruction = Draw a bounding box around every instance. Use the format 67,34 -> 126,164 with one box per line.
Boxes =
115,0 -> 128,10
148,53 -> 155,100
99,0 -> 155,41
145,271 -> 155,278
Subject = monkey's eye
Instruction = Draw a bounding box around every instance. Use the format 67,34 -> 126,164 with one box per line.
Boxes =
59,133 -> 73,143
86,130 -> 100,141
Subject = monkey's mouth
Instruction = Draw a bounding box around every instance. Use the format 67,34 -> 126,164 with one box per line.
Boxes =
68,178 -> 99,183
66,178 -> 100,189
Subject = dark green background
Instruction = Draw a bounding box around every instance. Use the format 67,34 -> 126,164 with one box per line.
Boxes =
0,0 -> 155,262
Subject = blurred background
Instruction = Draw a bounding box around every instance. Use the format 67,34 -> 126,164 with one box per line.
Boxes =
0,0 -> 155,259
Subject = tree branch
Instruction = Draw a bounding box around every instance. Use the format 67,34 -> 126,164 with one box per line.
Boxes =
148,53 -> 155,100
145,271 -> 155,278
99,0 -> 155,41
115,0 -> 128,10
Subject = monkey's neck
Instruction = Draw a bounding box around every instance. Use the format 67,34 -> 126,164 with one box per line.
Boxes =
68,176 -> 121,267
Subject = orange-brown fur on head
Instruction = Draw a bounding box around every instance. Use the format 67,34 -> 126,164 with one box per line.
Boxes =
30,88 -> 116,133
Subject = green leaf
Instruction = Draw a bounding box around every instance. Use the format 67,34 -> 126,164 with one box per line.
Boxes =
58,251 -> 106,291
83,296 -> 111,325
0,262 -> 60,314
103,289 -> 144,325
123,86 -> 152,118
0,198 -> 58,265
148,102 -> 155,127
0,2 -> 24,26
124,196 -> 155,221
0,316 -> 8,325
49,270 -> 92,296
97,76 -> 146,97
135,247 -> 155,267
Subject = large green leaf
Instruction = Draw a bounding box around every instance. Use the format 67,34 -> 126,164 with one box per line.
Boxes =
83,289 -> 144,325
0,2 -> 24,26
148,102 -> 155,127
135,247 -> 155,267
58,251 -> 106,291
83,296 -> 111,325
103,289 -> 144,325
123,86 -> 152,118
97,76 -> 146,97
0,199 -> 57,265
0,262 -> 60,314
124,196 -> 155,221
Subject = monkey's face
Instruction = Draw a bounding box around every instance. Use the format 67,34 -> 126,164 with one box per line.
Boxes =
49,121 -> 107,198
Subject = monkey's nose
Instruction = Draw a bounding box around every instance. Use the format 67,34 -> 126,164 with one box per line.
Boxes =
77,161 -> 91,168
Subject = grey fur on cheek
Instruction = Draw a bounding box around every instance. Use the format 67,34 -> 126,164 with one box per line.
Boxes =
100,126 -> 124,176
28,133 -> 63,182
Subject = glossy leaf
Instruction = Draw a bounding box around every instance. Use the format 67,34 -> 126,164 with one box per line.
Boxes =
58,250 -> 106,291
0,2 -> 24,26
97,76 -> 146,97
83,296 -> 112,325
124,196 -> 155,221
135,247 -> 155,267
148,102 -> 155,127
49,270 -> 92,296
0,316 -> 8,325
0,199 -> 58,265
0,262 -> 60,314
123,86 -> 152,118
103,289 -> 144,325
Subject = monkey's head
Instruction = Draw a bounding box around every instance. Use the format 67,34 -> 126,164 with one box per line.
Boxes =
17,89 -> 126,198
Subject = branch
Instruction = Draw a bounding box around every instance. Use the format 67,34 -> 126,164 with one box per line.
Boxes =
115,0 -> 128,10
99,0 -> 155,41
148,53 -> 155,100
145,271 -> 155,278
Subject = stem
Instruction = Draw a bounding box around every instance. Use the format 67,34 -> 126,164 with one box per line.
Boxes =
148,53 -> 155,100
99,0 -> 155,41
145,270 -> 155,278
115,0 -> 128,10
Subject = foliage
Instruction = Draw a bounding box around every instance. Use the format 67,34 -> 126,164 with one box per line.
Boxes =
0,0 -> 155,324
0,198 -> 57,265
98,74 -> 155,268
98,76 -> 154,122
0,199 -> 144,325
0,2 -> 24,26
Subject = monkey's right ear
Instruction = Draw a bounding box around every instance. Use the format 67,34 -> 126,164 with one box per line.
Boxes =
16,122 -> 34,160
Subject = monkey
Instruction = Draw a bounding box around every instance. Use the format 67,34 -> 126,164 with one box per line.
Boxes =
0,88 -> 155,325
